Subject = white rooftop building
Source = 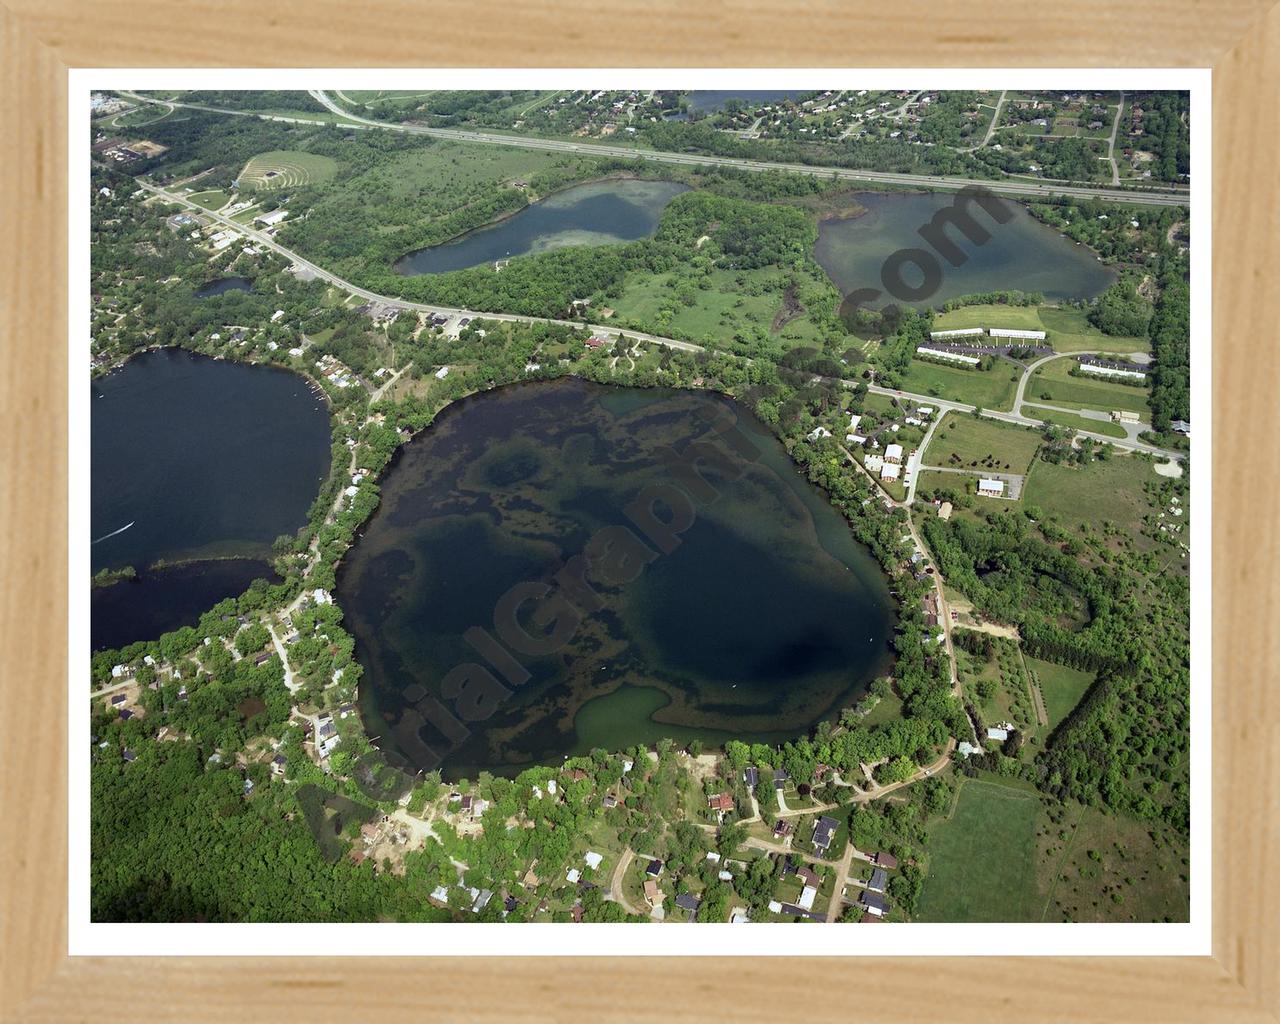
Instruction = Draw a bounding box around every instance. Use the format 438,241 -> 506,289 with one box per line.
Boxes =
929,327 -> 984,339
916,346 -> 980,366
988,328 -> 1046,340
880,463 -> 901,481
884,443 -> 904,463
255,209 -> 288,226
977,478 -> 1006,498
1079,362 -> 1146,381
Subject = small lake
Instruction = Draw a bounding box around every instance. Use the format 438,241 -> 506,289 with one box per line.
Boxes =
91,348 -> 331,648
814,191 -> 1117,309
92,558 -> 279,652
394,179 -> 690,275
337,378 -> 895,779
194,276 -> 253,297
685,90 -> 811,113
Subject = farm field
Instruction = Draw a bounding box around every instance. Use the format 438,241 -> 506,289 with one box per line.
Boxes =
928,412 -> 1043,476
931,304 -> 1148,354
237,150 -> 338,190
1022,455 -> 1161,541
1029,357 -> 1151,416
897,360 -> 1019,411
1026,656 -> 1094,730
916,778 -> 1043,922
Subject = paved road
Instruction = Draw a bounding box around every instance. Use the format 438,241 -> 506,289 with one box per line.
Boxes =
308,90 -> 1188,207
1011,349 -> 1154,444
116,91 -> 1189,208
963,90 -> 1007,153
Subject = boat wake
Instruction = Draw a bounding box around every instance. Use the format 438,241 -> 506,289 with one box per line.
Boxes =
92,521 -> 134,544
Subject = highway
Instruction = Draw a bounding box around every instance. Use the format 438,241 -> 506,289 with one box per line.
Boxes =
117,90 -> 1190,209
133,177 -> 1185,464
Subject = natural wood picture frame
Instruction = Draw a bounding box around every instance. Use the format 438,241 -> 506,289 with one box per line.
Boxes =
1,2 -> 1275,1020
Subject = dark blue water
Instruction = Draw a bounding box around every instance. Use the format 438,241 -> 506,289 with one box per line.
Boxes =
92,558 -> 279,652
92,349 -> 332,574
685,90 -> 812,113
194,276 -> 253,297
394,179 -> 689,275
337,378 -> 895,778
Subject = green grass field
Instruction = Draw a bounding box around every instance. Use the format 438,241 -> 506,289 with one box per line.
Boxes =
898,360 -> 1019,411
1021,455 -> 1160,539
610,266 -> 827,353
932,304 -> 1148,354
237,150 -> 338,190
1027,656 -> 1094,730
1023,406 -> 1128,438
1029,357 -> 1151,417
187,189 -> 228,210
927,412 -> 1043,476
916,779 -> 1043,922
1038,802 -> 1189,923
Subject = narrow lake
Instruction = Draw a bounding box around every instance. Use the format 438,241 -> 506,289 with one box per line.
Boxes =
337,378 -> 895,779
394,179 -> 690,275
91,348 -> 331,649
814,191 -> 1117,309
685,90 -> 811,112
194,276 -> 253,298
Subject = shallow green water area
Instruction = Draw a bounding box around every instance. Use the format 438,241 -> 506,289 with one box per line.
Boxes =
394,179 -> 689,275
814,191 -> 1117,309
338,378 -> 895,779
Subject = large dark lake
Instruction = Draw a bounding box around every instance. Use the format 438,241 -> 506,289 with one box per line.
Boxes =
394,179 -> 689,275
814,191 -> 1117,309
91,349 -> 331,649
338,378 -> 895,779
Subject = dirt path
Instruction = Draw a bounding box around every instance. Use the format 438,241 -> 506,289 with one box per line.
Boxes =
1019,649 -> 1050,727
825,839 -> 859,922
609,848 -> 640,915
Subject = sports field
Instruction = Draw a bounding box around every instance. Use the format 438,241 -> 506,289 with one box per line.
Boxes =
916,778 -> 1042,921
237,150 -> 338,190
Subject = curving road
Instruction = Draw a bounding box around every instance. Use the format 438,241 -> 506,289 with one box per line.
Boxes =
116,90 -> 1189,209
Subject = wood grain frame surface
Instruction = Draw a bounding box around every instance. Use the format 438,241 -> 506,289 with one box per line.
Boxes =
1,3 -> 1276,1020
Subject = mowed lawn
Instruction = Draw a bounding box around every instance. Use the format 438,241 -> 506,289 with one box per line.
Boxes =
1025,406 -> 1127,438
1028,656 -> 1094,729
1022,455 -> 1160,540
928,412 -> 1043,476
931,304 -> 1148,355
916,779 -> 1043,922
898,360 -> 1020,411
1028,357 -> 1151,417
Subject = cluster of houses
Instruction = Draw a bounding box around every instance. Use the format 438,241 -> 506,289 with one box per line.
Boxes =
314,352 -> 357,389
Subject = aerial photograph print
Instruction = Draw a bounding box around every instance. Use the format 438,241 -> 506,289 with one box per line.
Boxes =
86,83 -> 1193,929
